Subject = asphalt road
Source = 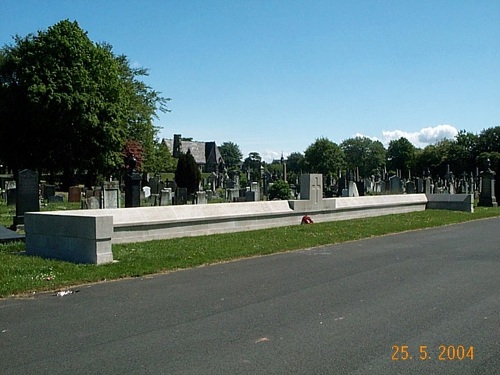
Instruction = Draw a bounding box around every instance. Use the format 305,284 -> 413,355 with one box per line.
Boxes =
1,218 -> 499,374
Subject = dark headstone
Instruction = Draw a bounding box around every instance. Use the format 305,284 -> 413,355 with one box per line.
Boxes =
68,186 -> 82,203
6,188 -> 17,206
149,177 -> 160,195
125,172 -> 141,207
48,195 -> 64,203
175,188 -> 188,205
43,184 -> 56,200
406,181 -> 416,194
14,169 -> 39,227
478,170 -> 497,207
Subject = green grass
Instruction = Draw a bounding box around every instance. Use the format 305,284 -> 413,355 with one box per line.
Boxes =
1,204 -> 500,298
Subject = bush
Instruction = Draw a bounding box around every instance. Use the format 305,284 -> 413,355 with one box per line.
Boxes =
268,180 -> 291,200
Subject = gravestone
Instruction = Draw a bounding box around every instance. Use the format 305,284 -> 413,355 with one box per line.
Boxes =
68,186 -> 82,203
103,181 -> 120,209
301,174 -> 323,204
48,195 -> 64,203
348,181 -> 359,197
389,176 -> 403,194
175,188 -> 188,205
227,188 -> 240,202
406,181 -> 416,194
43,184 -> 56,200
6,187 -> 17,206
250,182 -> 260,201
149,177 -> 160,206
478,169 -> 497,207
159,188 -> 172,206
125,173 -> 141,208
196,191 -> 207,204
82,196 -> 100,209
14,169 -> 39,227
416,178 -> 423,193
245,190 -> 256,202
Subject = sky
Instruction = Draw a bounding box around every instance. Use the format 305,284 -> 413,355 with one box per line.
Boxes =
1,1 -> 499,162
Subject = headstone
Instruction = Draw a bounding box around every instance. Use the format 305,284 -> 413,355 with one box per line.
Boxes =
149,177 -> 160,195
227,188 -> 240,202
406,181 -> 416,194
103,181 -> 120,209
175,188 -> 188,205
86,196 -> 100,209
478,169 -> 497,207
142,186 -> 151,199
48,195 -> 64,203
125,173 -> 141,208
416,178 -> 423,193
43,184 -> 56,200
6,187 -> 16,206
68,186 -> 82,203
196,191 -> 207,204
14,169 -> 39,227
245,190 -> 256,202
301,174 -> 323,203
348,181 -> 359,197
250,182 -> 260,201
85,188 -> 94,199
389,176 -> 403,194
355,181 -> 365,196
159,188 -> 172,206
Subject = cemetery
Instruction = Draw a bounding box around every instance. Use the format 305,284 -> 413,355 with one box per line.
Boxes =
0,145 -> 495,265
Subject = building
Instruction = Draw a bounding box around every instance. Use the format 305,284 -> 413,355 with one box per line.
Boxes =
163,134 -> 224,173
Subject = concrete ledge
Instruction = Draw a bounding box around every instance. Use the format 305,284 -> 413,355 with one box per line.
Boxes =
25,213 -> 113,264
426,194 -> 474,212
24,193 -> 434,264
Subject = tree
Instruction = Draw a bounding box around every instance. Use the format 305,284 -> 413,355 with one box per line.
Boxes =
340,137 -> 386,178
268,179 -> 291,200
242,152 -> 262,181
303,137 -> 345,178
386,137 -> 415,176
174,150 -> 201,195
0,20 -> 168,187
218,142 -> 243,169
142,138 -> 176,174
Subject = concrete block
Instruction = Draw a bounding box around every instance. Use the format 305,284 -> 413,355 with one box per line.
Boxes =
426,194 -> 474,212
25,213 -> 113,264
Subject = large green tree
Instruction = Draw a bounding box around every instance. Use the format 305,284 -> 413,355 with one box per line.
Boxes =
386,137 -> 416,176
218,141 -> 243,169
0,20 -> 168,187
303,137 -> 345,179
340,136 -> 386,178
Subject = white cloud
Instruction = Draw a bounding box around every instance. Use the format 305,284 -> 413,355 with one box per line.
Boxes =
261,150 -> 290,163
381,124 -> 458,148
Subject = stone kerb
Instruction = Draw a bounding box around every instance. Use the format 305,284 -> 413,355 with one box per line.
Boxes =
426,194 -> 474,212
25,212 -> 113,264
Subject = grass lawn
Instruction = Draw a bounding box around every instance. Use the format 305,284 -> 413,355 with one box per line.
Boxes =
1,199 -> 500,298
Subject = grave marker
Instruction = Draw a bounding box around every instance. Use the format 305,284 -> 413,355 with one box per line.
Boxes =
14,169 -> 39,227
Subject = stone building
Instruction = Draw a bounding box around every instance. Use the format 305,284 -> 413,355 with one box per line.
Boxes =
163,134 -> 224,173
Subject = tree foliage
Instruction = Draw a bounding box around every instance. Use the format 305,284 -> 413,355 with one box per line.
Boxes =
340,137 -> 386,178
0,20 -> 168,186
268,179 -> 291,200
174,150 -> 201,194
386,137 -> 415,175
219,141 -> 243,169
303,137 -> 345,178
242,152 -> 262,181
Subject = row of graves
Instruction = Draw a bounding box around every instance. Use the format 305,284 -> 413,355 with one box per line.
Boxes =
1,163 -> 497,232
331,164 -> 497,207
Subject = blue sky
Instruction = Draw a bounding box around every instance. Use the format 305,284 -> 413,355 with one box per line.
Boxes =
2,1 -> 499,161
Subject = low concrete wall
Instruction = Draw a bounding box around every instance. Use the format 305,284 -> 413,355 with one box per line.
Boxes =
25,194 -> 430,264
25,213 -> 113,264
426,194 -> 474,213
